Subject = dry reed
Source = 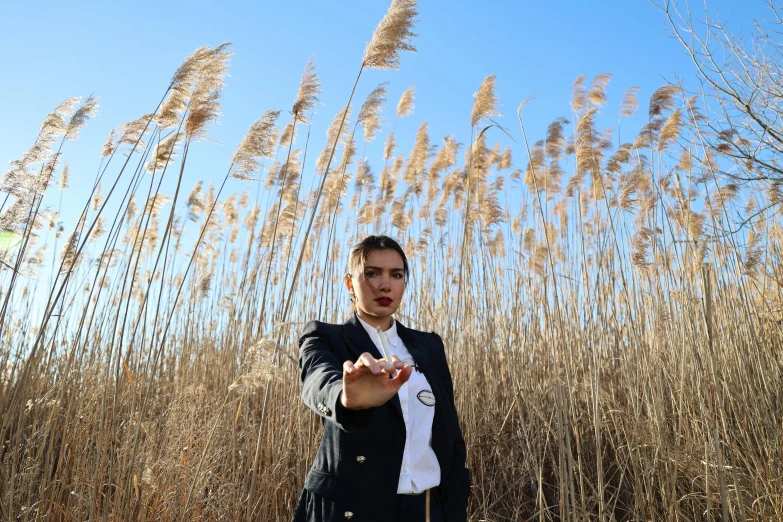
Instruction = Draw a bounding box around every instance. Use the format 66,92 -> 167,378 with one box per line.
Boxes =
1,8 -> 782,522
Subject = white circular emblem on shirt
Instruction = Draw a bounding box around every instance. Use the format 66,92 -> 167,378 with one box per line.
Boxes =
417,390 -> 436,406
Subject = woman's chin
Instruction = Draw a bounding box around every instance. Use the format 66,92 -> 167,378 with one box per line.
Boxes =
360,306 -> 396,320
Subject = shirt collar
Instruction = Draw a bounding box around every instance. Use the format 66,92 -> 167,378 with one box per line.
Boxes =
356,313 -> 400,348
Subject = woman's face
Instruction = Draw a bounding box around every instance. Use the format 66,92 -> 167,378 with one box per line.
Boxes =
345,248 -> 406,329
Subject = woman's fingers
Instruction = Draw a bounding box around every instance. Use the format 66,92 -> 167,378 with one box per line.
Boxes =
354,352 -> 395,375
354,352 -> 379,373
390,355 -> 405,369
341,354 -> 414,410
393,364 -> 413,385
378,359 -> 395,374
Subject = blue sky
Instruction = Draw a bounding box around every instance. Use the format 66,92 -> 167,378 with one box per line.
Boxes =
0,0 -> 770,237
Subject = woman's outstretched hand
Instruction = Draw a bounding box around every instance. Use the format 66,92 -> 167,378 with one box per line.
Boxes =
341,353 -> 413,410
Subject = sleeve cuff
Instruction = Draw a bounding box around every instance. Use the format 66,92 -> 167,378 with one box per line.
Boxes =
318,381 -> 374,432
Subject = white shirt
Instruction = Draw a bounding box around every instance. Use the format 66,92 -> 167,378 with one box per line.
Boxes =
357,315 -> 441,494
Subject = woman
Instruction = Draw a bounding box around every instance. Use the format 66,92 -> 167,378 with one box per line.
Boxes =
291,235 -> 470,522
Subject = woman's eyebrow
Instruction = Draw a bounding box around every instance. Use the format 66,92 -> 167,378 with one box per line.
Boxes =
364,265 -> 404,272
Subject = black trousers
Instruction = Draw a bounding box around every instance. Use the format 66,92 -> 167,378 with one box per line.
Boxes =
395,489 -> 442,522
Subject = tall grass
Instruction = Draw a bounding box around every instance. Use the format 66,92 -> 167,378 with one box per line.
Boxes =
1,4 -> 782,521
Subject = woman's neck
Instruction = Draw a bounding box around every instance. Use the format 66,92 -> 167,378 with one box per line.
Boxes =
356,310 -> 393,331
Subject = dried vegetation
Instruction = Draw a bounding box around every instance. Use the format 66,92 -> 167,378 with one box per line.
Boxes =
1,1 -> 782,520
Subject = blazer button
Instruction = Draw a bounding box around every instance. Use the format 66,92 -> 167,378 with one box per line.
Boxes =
344,511 -> 354,519
356,455 -> 366,464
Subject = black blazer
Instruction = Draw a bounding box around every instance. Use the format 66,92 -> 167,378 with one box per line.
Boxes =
290,313 -> 470,522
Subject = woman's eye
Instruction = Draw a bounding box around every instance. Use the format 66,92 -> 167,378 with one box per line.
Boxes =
363,271 -> 402,278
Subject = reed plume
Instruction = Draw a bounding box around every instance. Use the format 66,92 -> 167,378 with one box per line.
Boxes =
117,113 -> 153,150
478,183 -> 503,229
170,46 -> 213,91
58,231 -> 81,272
185,43 -> 233,141
292,56 -> 320,123
390,198 -> 412,231
546,117 -> 568,160
649,84 -> 680,120
43,97 -> 81,145
126,195 -> 137,223
230,110 -> 281,180
1,96 -> 78,196
657,108 -> 683,151
222,194 -> 239,229
363,0 -> 418,70
229,339 -> 281,395
499,146 -> 511,170
34,152 -> 61,193
397,86 -> 415,117
471,75 -> 501,127
336,134 -> 357,175
357,82 -> 388,142
316,105 -> 352,174
146,133 -> 181,173
280,122 -> 295,147
430,136 -> 459,178
620,86 -> 640,117
87,216 -> 106,243
59,162 -> 69,190
523,141 -> 549,195
571,74 -> 587,113
404,121 -> 430,183
186,181 -> 204,216
65,95 -> 99,140
157,46 -> 217,128
743,230 -> 762,277
101,129 -> 115,158
0,200 -> 26,231
587,73 -> 612,107
631,227 -> 653,270
575,107 -> 600,176
197,270 -> 213,299
143,194 -> 172,218
91,182 -> 103,211
384,132 -> 396,161
279,152 -> 303,203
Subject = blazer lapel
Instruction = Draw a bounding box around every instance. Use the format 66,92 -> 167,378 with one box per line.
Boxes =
395,322 -> 434,380
342,313 -> 403,420
396,321 -> 452,466
396,322 -> 447,407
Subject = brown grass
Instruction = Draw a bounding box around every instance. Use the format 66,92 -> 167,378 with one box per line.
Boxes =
1,7 -> 783,522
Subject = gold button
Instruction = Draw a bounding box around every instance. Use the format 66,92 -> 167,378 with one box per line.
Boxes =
344,511 -> 354,520
356,455 -> 366,464
324,408 -> 332,416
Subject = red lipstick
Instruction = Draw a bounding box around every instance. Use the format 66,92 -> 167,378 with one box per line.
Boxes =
375,297 -> 393,306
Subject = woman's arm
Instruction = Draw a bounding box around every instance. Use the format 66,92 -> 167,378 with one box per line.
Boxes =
299,321 -> 412,432
431,332 -> 471,522
299,321 -> 374,432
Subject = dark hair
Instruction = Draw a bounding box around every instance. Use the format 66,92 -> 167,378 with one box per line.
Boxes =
345,235 -> 410,284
